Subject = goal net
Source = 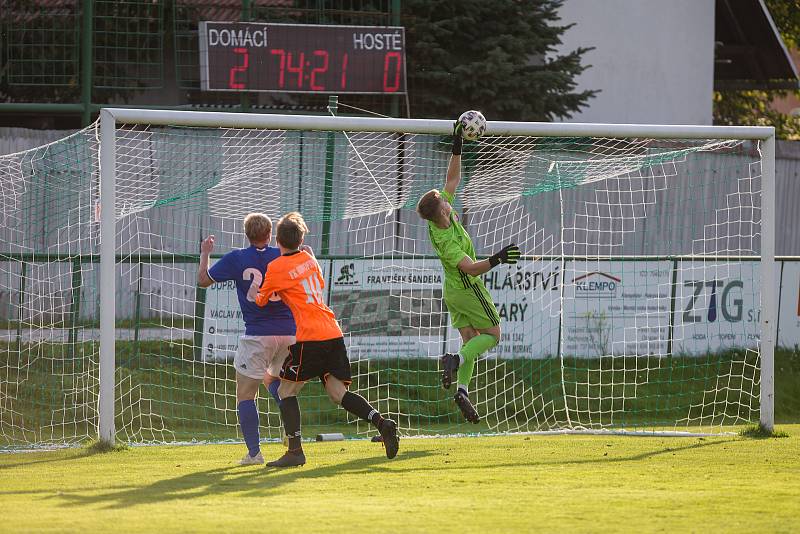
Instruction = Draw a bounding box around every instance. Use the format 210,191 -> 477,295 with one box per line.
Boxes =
0,110 -> 775,449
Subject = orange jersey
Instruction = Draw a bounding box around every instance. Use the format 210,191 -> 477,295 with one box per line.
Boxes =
255,250 -> 342,342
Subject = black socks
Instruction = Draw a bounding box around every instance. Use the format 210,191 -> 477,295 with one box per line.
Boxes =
341,391 -> 384,428
279,396 -> 303,452
281,392 -> 384,453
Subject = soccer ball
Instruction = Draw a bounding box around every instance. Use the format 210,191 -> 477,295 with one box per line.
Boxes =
458,110 -> 487,141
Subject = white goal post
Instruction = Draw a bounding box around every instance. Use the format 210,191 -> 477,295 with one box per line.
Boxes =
93,108 -> 775,444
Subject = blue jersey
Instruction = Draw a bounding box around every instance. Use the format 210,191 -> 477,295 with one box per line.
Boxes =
208,245 -> 296,336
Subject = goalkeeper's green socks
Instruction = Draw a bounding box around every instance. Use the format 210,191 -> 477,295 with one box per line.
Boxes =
456,333 -> 498,390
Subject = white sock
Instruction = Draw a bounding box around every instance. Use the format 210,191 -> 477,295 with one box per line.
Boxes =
457,384 -> 468,394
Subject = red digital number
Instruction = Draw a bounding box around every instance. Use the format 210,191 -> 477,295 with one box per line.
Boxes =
310,50 -> 329,91
383,51 -> 402,93
286,52 -> 305,88
229,47 -> 249,90
340,53 -> 348,90
270,49 -> 286,88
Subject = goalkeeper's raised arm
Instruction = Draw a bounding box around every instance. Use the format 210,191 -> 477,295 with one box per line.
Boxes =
443,121 -> 463,197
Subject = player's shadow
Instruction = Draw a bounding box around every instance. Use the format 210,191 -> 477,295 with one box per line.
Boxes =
388,436 -> 738,476
0,447 -> 115,471
570,436 -> 739,466
542,436 -> 739,466
52,449 -> 433,510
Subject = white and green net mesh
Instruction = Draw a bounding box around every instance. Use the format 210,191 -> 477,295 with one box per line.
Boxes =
0,116 -> 767,449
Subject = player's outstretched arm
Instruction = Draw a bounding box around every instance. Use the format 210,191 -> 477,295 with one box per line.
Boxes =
197,235 -> 215,287
457,244 -> 521,277
443,121 -> 464,197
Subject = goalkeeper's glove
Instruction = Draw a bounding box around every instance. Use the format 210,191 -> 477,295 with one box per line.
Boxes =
452,120 -> 464,156
488,244 -> 521,267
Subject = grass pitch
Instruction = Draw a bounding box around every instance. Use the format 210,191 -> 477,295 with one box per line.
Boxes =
2,426 -> 798,533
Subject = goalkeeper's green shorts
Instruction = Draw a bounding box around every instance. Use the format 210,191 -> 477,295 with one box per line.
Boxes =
444,279 -> 501,330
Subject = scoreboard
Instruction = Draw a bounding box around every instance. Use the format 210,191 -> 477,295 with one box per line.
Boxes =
199,22 -> 407,94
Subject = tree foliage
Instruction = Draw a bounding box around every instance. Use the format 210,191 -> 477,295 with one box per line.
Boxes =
713,90 -> 800,139
713,0 -> 800,139
401,0 -> 596,121
764,0 -> 800,50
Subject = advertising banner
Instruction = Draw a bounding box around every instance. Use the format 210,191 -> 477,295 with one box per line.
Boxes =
201,278 -> 243,362
329,258 -> 447,359
445,259 -> 562,359
778,261 -> 800,347
197,255 -> 789,361
671,261 -> 760,354
560,261 -> 672,358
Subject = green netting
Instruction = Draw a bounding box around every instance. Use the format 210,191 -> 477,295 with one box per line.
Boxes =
0,119 -> 768,450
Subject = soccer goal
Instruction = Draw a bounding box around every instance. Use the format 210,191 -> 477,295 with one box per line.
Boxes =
0,108 -> 776,449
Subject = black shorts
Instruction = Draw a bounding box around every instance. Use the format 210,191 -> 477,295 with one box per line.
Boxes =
280,337 -> 352,385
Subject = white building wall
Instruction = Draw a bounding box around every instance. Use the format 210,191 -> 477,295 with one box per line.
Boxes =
557,0 -> 715,125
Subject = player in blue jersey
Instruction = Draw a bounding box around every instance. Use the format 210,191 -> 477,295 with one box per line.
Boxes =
197,213 -> 297,465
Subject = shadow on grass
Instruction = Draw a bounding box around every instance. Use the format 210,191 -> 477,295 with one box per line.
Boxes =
0,441 -> 128,471
533,436 -> 737,466
50,449 -> 434,509
30,438 -> 741,510
370,436 -> 743,479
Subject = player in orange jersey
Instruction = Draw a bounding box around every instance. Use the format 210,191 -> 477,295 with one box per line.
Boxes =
255,212 -> 399,467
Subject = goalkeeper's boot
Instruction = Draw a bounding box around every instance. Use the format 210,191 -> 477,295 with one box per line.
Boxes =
266,449 -> 306,468
238,451 -> 264,465
440,353 -> 460,390
378,419 -> 400,459
454,389 -> 480,424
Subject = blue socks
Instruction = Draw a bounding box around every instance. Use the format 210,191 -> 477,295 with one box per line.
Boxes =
267,380 -> 282,407
239,383 -> 281,457
237,399 -> 260,457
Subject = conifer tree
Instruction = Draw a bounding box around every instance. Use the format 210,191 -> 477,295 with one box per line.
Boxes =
402,0 -> 596,120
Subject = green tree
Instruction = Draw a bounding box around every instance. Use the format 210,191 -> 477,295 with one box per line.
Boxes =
713,0 -> 800,139
401,0 -> 596,120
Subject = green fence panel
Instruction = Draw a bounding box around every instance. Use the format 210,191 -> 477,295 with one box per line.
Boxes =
93,0 -> 164,89
4,0 -> 81,87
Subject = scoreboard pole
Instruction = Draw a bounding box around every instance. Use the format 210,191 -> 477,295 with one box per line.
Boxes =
391,0 -> 401,117
322,96 -> 338,256
80,0 -> 93,126
240,0 -> 252,113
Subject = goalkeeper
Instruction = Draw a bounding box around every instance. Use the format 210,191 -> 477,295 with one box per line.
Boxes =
416,121 -> 520,423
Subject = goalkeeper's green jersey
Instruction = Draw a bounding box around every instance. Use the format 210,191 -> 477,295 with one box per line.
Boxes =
426,190 -> 480,289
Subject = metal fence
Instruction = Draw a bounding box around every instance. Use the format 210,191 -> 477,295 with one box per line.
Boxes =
1,0 -> 402,124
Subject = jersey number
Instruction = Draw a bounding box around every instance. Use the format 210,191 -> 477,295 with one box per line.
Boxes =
244,268 -> 279,303
301,273 -> 324,304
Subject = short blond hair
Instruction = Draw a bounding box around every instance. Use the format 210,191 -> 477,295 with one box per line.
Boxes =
276,211 -> 308,249
416,189 -> 443,221
243,213 -> 272,243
